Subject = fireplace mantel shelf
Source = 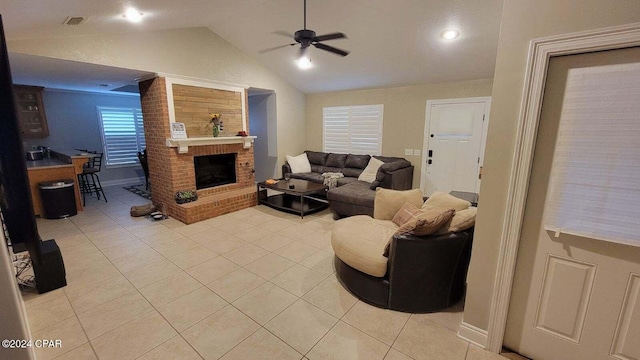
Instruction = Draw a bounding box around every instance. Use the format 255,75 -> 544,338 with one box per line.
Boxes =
166,136 -> 257,153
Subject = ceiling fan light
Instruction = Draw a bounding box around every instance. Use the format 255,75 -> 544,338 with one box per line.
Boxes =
124,7 -> 143,22
297,56 -> 312,69
441,30 -> 460,40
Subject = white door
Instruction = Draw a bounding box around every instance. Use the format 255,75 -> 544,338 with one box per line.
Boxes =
504,47 -> 640,360
421,98 -> 489,196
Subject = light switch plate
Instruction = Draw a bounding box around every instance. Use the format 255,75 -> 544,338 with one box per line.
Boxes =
404,149 -> 413,156
413,149 -> 421,156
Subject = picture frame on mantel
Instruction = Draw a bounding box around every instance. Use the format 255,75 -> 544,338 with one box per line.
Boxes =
170,122 -> 187,139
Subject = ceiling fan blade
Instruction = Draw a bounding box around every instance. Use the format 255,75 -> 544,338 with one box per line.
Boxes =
313,32 -> 346,42
258,43 -> 296,54
313,42 -> 349,57
273,31 -> 295,39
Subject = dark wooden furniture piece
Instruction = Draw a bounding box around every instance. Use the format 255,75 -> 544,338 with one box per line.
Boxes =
78,152 -> 107,205
14,84 -> 49,138
257,178 -> 328,218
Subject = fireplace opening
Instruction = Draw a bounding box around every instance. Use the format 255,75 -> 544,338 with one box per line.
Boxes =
194,153 -> 237,190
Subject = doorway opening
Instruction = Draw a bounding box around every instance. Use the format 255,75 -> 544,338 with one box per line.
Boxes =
248,88 -> 278,182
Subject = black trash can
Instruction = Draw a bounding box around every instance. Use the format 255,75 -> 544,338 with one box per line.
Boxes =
39,179 -> 77,219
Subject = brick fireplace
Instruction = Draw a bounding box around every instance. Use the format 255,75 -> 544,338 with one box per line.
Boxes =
139,77 -> 257,224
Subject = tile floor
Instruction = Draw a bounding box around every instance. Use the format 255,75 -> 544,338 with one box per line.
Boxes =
18,185 -> 522,360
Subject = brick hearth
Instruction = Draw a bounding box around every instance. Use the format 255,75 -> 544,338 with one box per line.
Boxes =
139,77 -> 257,224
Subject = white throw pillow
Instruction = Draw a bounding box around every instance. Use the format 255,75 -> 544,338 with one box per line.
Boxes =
286,153 -> 311,173
358,157 -> 385,183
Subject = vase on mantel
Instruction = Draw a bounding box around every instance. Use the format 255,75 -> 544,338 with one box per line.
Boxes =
213,125 -> 220,137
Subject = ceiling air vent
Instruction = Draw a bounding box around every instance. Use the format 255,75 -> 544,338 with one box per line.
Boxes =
63,16 -> 87,26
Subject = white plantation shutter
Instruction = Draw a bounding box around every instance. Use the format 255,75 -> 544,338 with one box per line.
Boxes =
544,62 -> 640,247
323,105 -> 383,155
97,107 -> 146,166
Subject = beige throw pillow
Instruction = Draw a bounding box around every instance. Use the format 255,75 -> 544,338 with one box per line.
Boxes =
358,157 -> 385,183
394,207 -> 455,236
391,202 -> 421,227
422,191 -> 471,211
436,207 -> 477,234
286,153 -> 311,173
373,188 -> 424,220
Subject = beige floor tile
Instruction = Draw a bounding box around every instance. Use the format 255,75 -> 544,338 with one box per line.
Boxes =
152,237 -> 201,257
265,299 -> 338,354
187,256 -> 240,284
65,262 -> 121,290
260,218 -> 296,233
21,287 -> 65,309
65,275 -> 136,314
54,343 -> 97,360
159,287 -> 228,332
196,235 -> 246,255
31,317 -> 88,360
139,229 -> 185,247
77,218 -> 119,233
280,223 -> 318,240
244,253 -> 296,280
298,231 -> 332,250
275,242 -> 320,262
215,218 -> 257,235
77,291 -> 153,340
233,282 -> 297,325
182,305 -> 260,360
168,246 -> 218,270
307,321 -> 390,360
207,268 -> 267,302
138,335 -> 202,360
393,316 -> 468,360
385,348 -> 414,360
222,244 -> 269,266
159,217 -> 188,229
83,226 -> 129,242
243,213 -> 275,226
416,301 -> 464,332
91,311 -> 177,360
110,247 -> 165,273
139,272 -> 202,307
342,301 -> 410,345
299,251 -> 336,275
467,345 -> 508,360
126,223 -> 171,238
89,232 -> 139,250
123,259 -> 182,289
174,221 -> 214,236
220,328 -> 301,360
26,294 -> 75,332
234,227 -> 274,243
100,239 -> 150,260
54,233 -> 92,250
252,234 -> 295,252
271,264 -> 328,296
302,276 -> 358,318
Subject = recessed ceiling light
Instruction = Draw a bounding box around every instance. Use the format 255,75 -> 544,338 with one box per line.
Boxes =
98,83 -> 110,87
124,7 -> 143,22
441,30 -> 460,40
297,56 -> 312,70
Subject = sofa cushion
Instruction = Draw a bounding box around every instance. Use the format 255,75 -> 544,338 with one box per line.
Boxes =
436,207 -> 477,234
290,172 -> 325,183
373,188 -> 424,220
332,215 -> 398,277
286,153 -> 311,173
395,207 -> 455,236
358,157 -> 385,183
322,166 -> 342,174
326,153 -> 347,168
328,181 -> 375,207
345,154 -> 371,169
310,164 -> 324,173
305,151 -> 329,166
422,191 -> 471,211
337,177 -> 359,187
341,167 -> 363,178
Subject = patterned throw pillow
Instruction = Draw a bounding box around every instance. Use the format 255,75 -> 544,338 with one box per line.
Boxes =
391,202 -> 421,227
395,207 -> 455,236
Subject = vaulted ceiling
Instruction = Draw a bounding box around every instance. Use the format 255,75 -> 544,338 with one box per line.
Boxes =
1,0 -> 503,93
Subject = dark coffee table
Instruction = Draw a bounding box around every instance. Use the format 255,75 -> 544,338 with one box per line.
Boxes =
257,178 -> 328,218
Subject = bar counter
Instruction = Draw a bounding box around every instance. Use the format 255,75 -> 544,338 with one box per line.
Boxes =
26,149 -> 93,216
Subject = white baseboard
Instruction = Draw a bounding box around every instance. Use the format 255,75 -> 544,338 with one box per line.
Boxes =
102,177 -> 145,187
458,321 -> 488,348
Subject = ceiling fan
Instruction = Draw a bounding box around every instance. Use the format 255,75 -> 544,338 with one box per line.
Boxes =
259,0 -> 349,61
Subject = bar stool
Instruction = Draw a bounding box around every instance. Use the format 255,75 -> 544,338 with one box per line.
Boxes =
78,152 -> 107,205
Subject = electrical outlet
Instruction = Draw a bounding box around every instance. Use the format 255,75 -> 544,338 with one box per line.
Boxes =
413,149 -> 421,156
404,149 -> 413,156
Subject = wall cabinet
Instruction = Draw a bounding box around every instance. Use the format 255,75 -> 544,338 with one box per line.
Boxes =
14,85 -> 49,138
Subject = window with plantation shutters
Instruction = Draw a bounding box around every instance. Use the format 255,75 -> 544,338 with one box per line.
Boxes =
323,104 -> 383,155
544,62 -> 640,247
97,107 -> 146,166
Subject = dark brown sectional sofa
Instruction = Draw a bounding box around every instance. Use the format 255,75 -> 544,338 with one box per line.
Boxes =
282,151 -> 414,219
